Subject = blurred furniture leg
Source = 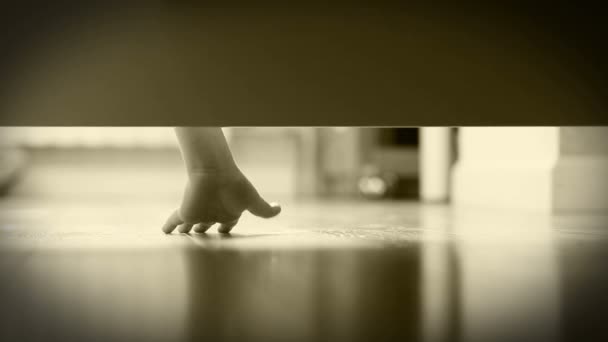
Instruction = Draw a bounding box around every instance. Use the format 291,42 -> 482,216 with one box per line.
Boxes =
553,127 -> 608,212
0,148 -> 26,196
420,127 -> 452,202
451,127 -> 608,213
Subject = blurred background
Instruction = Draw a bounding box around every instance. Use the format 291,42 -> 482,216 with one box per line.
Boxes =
1,126 -> 606,213
0,4 -> 607,212
2,4 -> 608,341
0,127 -> 448,203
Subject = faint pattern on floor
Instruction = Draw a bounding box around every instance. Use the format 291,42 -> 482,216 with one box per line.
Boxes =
1,194 -> 608,341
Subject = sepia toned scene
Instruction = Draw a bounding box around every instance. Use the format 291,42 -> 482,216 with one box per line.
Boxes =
2,3 -> 608,342
1,126 -> 608,341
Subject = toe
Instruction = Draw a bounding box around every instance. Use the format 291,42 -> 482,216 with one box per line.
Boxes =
218,219 -> 239,234
193,222 -> 214,234
178,223 -> 194,234
162,209 -> 183,234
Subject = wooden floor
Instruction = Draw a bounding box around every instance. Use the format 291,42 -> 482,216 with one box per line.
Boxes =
1,195 -> 608,341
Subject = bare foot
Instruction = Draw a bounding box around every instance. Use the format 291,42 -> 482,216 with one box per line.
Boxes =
162,169 -> 281,234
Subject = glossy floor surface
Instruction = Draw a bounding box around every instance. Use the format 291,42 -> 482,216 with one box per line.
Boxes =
1,197 -> 608,342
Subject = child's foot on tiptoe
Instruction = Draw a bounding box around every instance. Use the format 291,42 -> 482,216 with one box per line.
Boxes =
162,169 -> 281,234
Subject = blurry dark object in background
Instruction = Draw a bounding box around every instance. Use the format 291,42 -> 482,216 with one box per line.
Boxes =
0,148 -> 26,196
358,164 -> 419,200
361,128 -> 420,199
378,128 -> 419,147
319,128 -> 420,199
